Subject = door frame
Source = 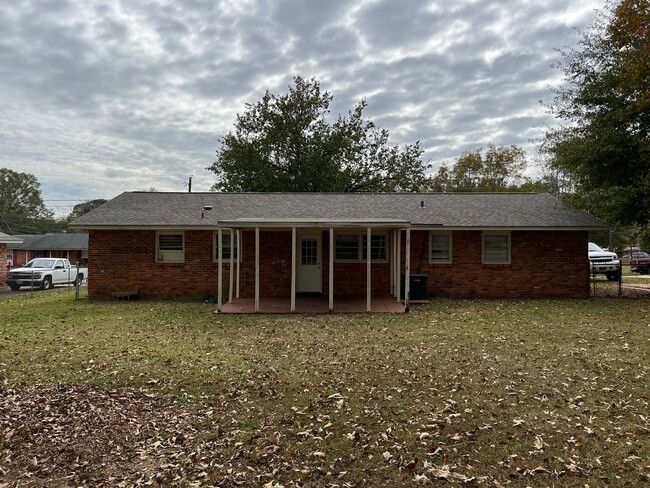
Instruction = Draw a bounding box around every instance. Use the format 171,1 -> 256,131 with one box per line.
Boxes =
297,233 -> 322,293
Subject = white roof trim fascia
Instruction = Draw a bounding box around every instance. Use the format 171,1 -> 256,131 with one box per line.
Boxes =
217,219 -> 411,228
411,225 -> 605,231
69,225 -> 220,231
0,236 -> 23,244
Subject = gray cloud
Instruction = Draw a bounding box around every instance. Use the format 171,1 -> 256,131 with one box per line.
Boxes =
0,0 -> 602,212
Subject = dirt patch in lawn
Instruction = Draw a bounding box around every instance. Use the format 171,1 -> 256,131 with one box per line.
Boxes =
0,384 -> 212,486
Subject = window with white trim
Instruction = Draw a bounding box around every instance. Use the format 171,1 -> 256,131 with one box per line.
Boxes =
335,233 -> 388,262
429,231 -> 452,263
362,235 -> 387,261
482,232 -> 510,264
335,234 -> 359,260
156,232 -> 184,263
213,230 -> 239,262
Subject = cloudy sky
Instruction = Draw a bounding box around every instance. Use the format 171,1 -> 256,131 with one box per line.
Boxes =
0,0 -> 603,218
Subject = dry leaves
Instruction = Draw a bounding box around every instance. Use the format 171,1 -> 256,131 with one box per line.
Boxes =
1,296 -> 649,486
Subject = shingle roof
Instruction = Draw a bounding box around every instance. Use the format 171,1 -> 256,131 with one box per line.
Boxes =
70,192 -> 604,229
9,234 -> 88,251
0,232 -> 23,244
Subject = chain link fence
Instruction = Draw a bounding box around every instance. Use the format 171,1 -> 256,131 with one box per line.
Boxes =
0,261 -> 650,300
591,260 -> 650,298
0,264 -> 88,300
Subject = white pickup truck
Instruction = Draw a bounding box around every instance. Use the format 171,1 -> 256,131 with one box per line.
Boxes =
588,242 -> 620,281
6,258 -> 88,291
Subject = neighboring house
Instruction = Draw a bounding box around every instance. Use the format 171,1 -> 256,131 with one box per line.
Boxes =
70,192 -> 603,310
0,233 -> 23,284
9,234 -> 89,268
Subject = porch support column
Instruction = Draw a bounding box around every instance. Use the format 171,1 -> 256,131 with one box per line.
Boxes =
405,228 -> 411,311
291,227 -> 296,312
329,227 -> 334,312
396,230 -> 401,302
218,227 -> 223,311
236,230 -> 241,299
255,227 -> 260,313
228,229 -> 234,303
366,227 -> 372,312
389,230 -> 394,296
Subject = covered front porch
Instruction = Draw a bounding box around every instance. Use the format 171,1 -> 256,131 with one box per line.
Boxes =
219,295 -> 405,314
214,219 -> 415,313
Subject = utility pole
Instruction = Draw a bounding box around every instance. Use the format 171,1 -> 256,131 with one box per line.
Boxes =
188,174 -> 193,193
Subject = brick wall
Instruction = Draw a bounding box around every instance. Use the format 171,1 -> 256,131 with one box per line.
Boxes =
89,229 -> 234,299
404,229 -> 590,298
88,228 -> 590,299
13,250 -> 32,267
239,230 -> 293,297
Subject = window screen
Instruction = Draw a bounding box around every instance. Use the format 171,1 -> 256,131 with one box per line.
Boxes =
335,234 -> 359,260
158,234 -> 183,250
430,232 -> 451,263
362,235 -> 387,260
483,233 -> 510,263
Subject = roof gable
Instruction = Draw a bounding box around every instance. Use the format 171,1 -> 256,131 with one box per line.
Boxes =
0,232 -> 23,244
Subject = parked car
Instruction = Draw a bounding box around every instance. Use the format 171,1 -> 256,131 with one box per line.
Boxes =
6,258 -> 88,291
588,242 -> 621,281
623,251 -> 649,260
629,252 -> 650,275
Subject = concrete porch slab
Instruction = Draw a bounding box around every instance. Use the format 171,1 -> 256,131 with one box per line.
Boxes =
218,296 -> 405,314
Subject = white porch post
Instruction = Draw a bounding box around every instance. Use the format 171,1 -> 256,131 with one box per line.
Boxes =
291,227 -> 296,312
366,227 -> 372,312
218,227 -> 223,311
255,227 -> 260,313
236,230 -> 241,299
329,227 -> 334,312
389,230 -> 394,296
405,228 -> 411,311
396,230 -> 401,302
228,229 -> 234,303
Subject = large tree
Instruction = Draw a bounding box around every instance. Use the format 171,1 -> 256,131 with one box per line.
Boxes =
208,76 -> 428,192
64,199 -> 108,227
428,144 -> 528,192
0,168 -> 53,234
542,0 -> 650,231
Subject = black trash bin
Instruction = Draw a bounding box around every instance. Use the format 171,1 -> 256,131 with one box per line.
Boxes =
400,274 -> 428,300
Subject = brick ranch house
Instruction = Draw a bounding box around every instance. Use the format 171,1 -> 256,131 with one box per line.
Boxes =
0,232 -> 23,284
8,234 -> 89,268
70,192 -> 603,311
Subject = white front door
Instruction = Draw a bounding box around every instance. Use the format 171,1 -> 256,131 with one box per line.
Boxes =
298,234 -> 322,293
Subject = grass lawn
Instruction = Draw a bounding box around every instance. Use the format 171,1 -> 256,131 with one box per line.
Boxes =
1,291 -> 649,486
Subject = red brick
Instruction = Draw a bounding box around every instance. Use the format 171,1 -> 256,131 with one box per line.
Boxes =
87,229 -> 590,299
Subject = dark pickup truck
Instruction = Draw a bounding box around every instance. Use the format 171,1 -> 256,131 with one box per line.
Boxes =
629,252 -> 650,274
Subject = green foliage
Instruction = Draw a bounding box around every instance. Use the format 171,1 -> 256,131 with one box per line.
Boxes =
0,168 -> 53,234
208,76 -> 428,192
543,0 -> 650,233
65,199 -> 108,226
429,144 -> 527,192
